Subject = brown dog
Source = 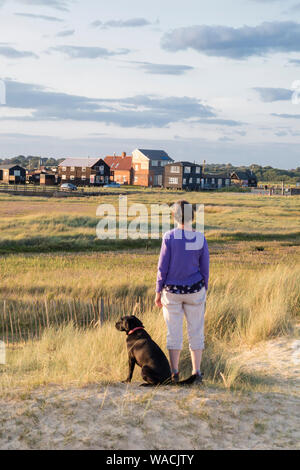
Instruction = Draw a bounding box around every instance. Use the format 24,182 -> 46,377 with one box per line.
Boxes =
115,315 -> 196,386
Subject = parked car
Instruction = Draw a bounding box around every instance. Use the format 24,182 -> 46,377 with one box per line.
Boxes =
103,182 -> 121,188
60,183 -> 77,191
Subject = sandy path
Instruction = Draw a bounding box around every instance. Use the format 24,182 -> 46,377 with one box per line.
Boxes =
0,337 -> 299,450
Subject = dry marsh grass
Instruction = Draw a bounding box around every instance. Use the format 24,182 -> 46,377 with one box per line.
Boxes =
1,261 -> 299,396
0,191 -> 299,397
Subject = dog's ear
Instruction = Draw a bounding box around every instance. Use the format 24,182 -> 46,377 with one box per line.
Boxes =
123,317 -> 130,332
130,315 -> 144,329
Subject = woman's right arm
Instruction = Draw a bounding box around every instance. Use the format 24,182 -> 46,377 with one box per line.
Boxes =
156,234 -> 171,294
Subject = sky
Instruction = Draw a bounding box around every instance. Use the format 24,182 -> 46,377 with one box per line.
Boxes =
0,0 -> 300,169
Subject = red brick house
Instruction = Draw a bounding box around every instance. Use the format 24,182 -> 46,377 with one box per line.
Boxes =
132,149 -> 174,187
104,153 -> 133,185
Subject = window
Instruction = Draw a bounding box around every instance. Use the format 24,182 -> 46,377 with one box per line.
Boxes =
225,179 -> 230,186
82,176 -> 86,181
171,166 -> 180,173
14,170 -> 20,176
135,165 -> 139,171
184,167 -> 191,173
196,167 -> 201,174
168,177 -> 178,184
62,167 -> 66,171
134,176 -> 138,183
183,178 -> 186,184
212,178 -> 215,184
62,175 -> 66,180
99,165 -> 104,174
82,167 -> 86,172
70,176 -> 75,180
71,167 -> 75,172
197,178 -> 200,184
151,160 -> 158,167
160,161 -> 168,167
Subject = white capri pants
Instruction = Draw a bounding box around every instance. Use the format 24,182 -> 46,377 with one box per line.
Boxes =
161,287 -> 206,351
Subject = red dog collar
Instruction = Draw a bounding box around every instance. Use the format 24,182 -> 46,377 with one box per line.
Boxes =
128,327 -> 144,335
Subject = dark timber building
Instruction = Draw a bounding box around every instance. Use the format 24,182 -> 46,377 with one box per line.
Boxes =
164,162 -> 203,190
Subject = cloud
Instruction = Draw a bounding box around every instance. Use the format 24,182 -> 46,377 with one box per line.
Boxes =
56,29 -> 75,37
0,46 -> 38,59
289,3 -> 300,12
288,58 -> 300,65
161,21 -> 300,59
219,136 -> 234,142
253,87 -> 292,102
275,130 -> 288,136
1,80 -> 217,128
91,18 -> 152,29
15,0 -> 72,11
15,12 -> 63,21
50,45 -> 131,59
194,118 -> 245,126
271,113 -> 300,119
132,61 -> 194,75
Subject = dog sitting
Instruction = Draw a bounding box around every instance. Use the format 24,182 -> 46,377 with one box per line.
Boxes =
115,315 -> 196,386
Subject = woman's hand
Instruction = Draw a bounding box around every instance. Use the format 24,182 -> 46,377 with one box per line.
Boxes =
155,292 -> 163,309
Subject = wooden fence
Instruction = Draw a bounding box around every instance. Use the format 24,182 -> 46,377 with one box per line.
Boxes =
0,297 -> 153,345
251,188 -> 300,196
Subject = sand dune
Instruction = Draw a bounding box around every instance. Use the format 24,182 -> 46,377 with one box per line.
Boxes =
0,336 -> 299,450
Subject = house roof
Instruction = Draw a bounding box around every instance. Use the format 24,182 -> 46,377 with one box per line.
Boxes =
136,149 -> 173,161
0,164 -> 24,170
231,170 -> 257,180
59,157 -> 104,168
105,156 -> 132,171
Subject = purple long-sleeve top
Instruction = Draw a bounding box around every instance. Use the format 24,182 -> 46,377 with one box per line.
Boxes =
156,228 -> 209,293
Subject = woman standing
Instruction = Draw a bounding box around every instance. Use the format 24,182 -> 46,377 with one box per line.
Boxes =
155,200 -> 209,384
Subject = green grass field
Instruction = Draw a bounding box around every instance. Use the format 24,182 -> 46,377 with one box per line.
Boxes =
0,190 -> 299,395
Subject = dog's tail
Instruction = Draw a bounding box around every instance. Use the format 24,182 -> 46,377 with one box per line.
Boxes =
140,374 -> 198,387
160,374 -> 197,386
176,374 -> 197,386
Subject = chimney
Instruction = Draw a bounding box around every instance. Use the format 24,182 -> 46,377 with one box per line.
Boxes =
122,152 -> 126,159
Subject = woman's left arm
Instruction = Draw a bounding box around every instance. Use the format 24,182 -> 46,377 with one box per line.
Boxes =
199,237 -> 210,291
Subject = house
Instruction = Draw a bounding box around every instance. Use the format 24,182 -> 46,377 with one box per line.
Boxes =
40,173 -> 57,186
231,170 -> 257,187
164,162 -> 203,190
201,173 -> 231,190
0,164 -> 26,184
132,149 -> 173,187
26,169 -> 42,185
58,157 -> 110,186
26,169 -> 59,185
104,152 -> 133,185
